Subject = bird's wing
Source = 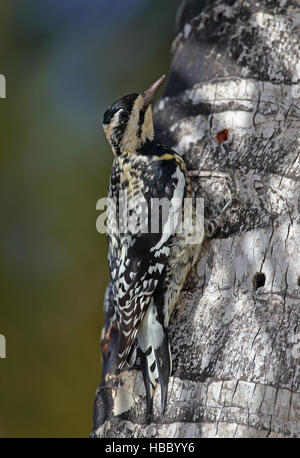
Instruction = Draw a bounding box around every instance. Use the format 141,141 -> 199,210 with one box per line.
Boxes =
108,154 -> 189,370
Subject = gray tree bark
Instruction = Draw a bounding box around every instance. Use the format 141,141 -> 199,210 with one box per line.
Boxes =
92,0 -> 300,438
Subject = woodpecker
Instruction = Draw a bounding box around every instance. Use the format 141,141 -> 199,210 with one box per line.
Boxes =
102,75 -> 204,414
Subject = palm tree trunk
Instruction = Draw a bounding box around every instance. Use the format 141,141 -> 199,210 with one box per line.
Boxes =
92,0 -> 300,438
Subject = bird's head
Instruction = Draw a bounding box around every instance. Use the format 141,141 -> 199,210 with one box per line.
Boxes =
103,75 -> 165,156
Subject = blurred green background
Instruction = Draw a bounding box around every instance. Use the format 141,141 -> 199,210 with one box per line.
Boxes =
0,0 -> 181,437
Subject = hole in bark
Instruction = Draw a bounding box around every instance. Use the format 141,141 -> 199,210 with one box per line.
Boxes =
253,272 -> 266,290
216,128 -> 229,142
297,276 -> 300,287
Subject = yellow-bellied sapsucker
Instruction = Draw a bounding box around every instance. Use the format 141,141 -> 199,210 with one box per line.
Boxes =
102,75 -> 204,414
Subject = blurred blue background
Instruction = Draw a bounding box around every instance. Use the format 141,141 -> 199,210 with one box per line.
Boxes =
0,0 -> 181,437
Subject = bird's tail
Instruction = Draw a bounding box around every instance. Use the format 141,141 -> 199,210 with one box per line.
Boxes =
138,302 -> 171,415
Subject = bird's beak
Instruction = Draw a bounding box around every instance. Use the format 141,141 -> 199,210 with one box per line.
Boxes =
143,74 -> 166,106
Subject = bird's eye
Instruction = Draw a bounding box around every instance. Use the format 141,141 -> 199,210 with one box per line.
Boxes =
119,110 -> 128,123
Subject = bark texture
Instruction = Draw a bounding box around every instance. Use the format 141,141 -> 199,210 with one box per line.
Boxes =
92,0 -> 300,438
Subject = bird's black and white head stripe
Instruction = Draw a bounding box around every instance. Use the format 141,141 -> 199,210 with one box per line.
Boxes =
102,75 -> 165,156
103,93 -> 138,155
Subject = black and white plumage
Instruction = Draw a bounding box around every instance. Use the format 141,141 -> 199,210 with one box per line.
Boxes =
102,76 -> 203,414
